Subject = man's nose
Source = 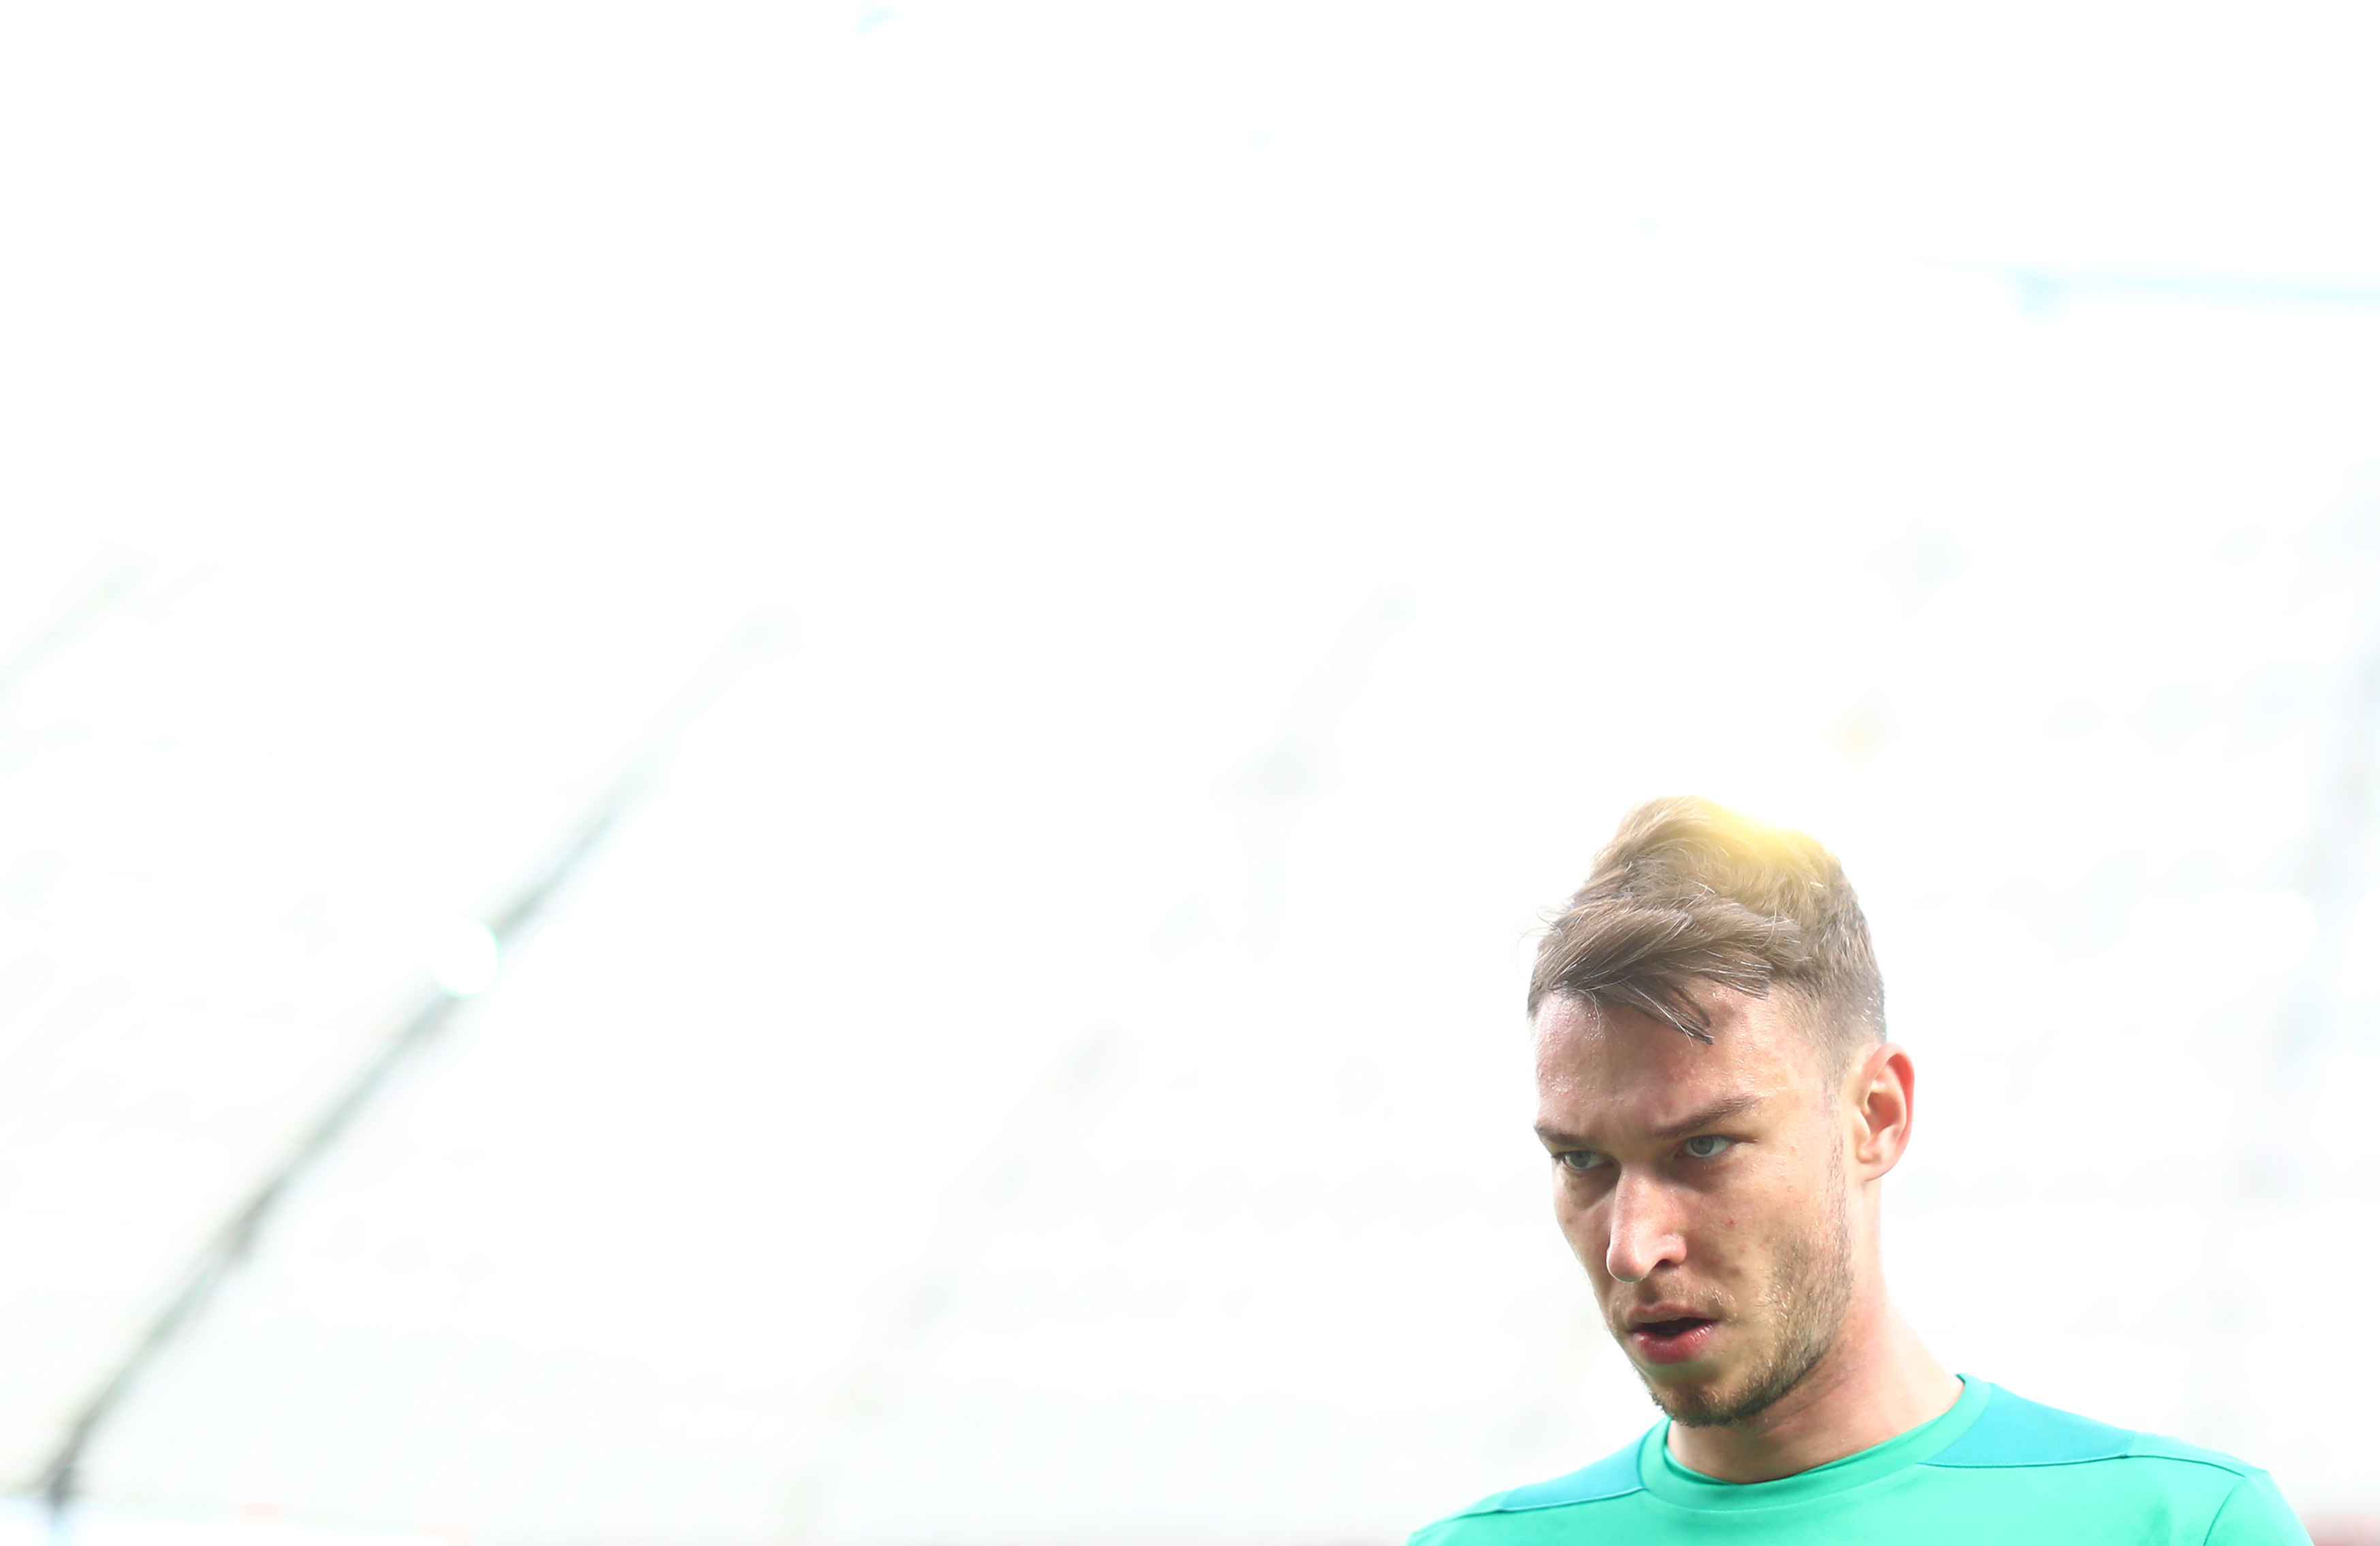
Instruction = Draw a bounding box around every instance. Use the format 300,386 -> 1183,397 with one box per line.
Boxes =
1604,1170 -> 1687,1284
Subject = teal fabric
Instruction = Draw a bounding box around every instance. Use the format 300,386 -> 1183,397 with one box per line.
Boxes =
1924,1383 -> 2130,1467
1495,1445 -> 1642,1511
1410,1379 -> 2311,1545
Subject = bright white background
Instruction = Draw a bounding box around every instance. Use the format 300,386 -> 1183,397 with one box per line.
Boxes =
3,2 -> 2380,1542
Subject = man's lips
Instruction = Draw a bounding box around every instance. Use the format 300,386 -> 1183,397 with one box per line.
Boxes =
1625,1313 -> 1719,1365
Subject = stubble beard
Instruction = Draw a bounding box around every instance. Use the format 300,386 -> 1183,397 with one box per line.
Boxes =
1638,1162 -> 1856,1430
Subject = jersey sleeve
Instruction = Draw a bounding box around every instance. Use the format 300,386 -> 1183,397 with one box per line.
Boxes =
2202,1472 -> 2313,1546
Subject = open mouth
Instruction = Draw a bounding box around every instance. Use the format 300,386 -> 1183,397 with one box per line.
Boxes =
1628,1317 -> 1718,1364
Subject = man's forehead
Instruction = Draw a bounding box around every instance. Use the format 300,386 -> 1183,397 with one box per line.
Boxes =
1534,1050 -> 1780,1150
1532,993 -> 1803,1127
1536,1072 -> 1771,1140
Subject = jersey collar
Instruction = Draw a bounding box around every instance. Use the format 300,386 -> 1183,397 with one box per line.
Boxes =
1638,1375 -> 1992,1511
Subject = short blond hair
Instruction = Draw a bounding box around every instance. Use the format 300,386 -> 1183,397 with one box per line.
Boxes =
1529,797 -> 1884,1070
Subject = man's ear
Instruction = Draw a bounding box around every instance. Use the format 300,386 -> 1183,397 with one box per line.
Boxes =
1847,1043 -> 1916,1179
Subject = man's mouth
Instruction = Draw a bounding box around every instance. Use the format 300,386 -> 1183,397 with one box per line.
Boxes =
1627,1315 -> 1719,1365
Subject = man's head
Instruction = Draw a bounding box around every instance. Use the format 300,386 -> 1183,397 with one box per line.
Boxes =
1529,798 -> 1913,1429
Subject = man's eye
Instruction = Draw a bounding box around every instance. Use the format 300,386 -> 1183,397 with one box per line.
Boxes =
1555,1150 -> 1608,1174
1682,1135 -> 1734,1159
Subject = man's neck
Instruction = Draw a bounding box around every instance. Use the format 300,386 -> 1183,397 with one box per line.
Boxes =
1664,1302 -> 1962,1484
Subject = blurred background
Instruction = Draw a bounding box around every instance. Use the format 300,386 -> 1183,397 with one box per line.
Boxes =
5,1 -> 2380,1542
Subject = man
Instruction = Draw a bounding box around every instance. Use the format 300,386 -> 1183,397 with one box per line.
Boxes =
1412,797 -> 2307,1544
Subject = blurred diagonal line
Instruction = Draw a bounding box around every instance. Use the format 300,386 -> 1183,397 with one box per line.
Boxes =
1228,594 -> 1406,950
778,1025 -> 1117,1545
0,547 -> 141,700
1231,595 -> 1406,808
776,602 -> 1402,1541
32,611 -> 784,1525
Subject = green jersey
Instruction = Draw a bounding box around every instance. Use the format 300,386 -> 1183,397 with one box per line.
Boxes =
1411,1378 -> 2309,1545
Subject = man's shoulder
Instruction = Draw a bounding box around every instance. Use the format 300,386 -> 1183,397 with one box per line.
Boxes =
1406,1434 -> 1649,1544
1929,1382 -> 2263,1479
1924,1384 -> 2308,1545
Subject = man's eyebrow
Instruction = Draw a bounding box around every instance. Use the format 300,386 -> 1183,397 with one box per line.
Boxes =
1534,1093 -> 1767,1150
1649,1093 -> 1766,1140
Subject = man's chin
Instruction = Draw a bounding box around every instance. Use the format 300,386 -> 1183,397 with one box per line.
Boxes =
1653,1384 -> 1751,1428
1636,1340 -> 1826,1430
1639,1369 -> 1745,1428
1627,1332 -> 1790,1428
